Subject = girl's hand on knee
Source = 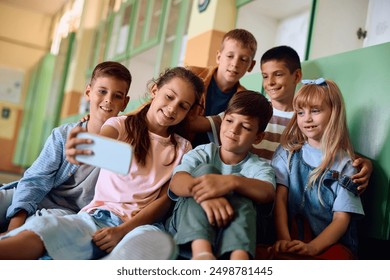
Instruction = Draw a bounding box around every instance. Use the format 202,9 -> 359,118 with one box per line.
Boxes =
92,227 -> 123,253
285,240 -> 317,256
271,239 -> 290,254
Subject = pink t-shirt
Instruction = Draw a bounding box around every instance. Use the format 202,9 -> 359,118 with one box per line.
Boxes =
81,116 -> 192,221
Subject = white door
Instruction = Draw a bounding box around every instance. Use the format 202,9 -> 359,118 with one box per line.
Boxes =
364,0 -> 390,47
309,0 -> 369,59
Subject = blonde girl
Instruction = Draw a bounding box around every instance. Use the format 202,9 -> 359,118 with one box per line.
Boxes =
270,78 -> 364,259
0,67 -> 204,259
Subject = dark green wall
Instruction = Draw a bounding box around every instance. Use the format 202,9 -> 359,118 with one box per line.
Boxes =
241,42 -> 390,240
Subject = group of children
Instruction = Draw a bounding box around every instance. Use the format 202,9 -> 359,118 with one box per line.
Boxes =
0,28 -> 372,260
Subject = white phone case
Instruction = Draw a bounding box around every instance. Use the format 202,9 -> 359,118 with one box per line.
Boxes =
75,132 -> 132,175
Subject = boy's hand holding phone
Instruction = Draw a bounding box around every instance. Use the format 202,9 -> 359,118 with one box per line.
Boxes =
66,127 -> 132,175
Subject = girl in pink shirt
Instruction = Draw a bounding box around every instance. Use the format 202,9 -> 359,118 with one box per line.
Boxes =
0,67 -> 204,259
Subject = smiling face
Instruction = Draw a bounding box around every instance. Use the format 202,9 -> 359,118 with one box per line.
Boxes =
86,76 -> 129,125
146,77 -> 196,136
215,38 -> 255,91
296,102 -> 331,148
261,60 -> 301,111
219,112 -> 264,164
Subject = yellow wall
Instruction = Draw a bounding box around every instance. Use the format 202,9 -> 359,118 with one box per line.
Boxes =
0,104 -> 19,140
0,0 -> 108,172
184,0 -> 236,67
65,0 -> 105,92
186,0 -> 236,38
0,2 -> 54,173
0,3 -> 52,70
62,0 -> 108,118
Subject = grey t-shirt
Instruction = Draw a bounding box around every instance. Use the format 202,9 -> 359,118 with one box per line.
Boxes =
39,165 -> 99,212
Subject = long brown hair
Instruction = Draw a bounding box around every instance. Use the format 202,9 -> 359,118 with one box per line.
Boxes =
124,67 -> 204,166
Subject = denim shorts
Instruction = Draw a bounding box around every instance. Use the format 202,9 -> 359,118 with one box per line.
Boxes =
0,188 -> 77,232
2,209 -> 166,260
2,209 -> 121,259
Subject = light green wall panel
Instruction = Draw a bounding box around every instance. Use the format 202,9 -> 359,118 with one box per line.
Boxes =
240,72 -> 262,93
302,43 -> 390,240
13,54 -> 56,167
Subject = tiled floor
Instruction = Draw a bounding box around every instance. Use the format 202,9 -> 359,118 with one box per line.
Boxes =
0,172 -> 22,184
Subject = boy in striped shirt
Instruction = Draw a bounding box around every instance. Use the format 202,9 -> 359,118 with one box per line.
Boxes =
252,45 -> 371,192
251,46 -> 301,162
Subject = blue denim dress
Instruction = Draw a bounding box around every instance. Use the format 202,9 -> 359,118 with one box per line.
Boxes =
286,148 -> 363,255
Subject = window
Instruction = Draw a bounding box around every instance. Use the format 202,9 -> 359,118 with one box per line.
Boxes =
130,0 -> 166,55
104,0 -> 166,60
105,0 -> 136,60
87,0 -> 118,72
158,0 -> 193,70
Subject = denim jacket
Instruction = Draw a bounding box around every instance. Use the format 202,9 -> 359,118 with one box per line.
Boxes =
1,122 -> 85,219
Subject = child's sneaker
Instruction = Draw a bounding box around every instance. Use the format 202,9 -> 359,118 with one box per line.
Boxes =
102,230 -> 177,260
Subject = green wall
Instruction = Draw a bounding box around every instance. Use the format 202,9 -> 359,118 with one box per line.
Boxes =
241,42 -> 390,240
13,54 -> 56,167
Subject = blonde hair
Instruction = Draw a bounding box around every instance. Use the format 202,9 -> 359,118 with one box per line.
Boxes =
281,80 -> 355,193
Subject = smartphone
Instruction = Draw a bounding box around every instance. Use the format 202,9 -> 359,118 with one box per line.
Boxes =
75,132 -> 132,175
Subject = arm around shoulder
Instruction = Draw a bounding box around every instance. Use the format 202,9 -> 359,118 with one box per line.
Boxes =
351,154 -> 373,193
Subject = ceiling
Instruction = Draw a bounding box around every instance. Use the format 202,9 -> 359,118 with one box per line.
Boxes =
0,0 -> 69,15
0,0 -> 311,18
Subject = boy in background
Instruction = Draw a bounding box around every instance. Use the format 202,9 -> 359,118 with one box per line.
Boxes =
251,46 -> 301,162
183,28 -> 257,147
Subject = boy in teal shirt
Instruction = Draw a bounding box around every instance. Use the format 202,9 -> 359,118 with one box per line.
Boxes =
167,91 -> 275,259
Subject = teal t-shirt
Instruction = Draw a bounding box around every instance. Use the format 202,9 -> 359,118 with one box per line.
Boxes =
168,142 -> 276,201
